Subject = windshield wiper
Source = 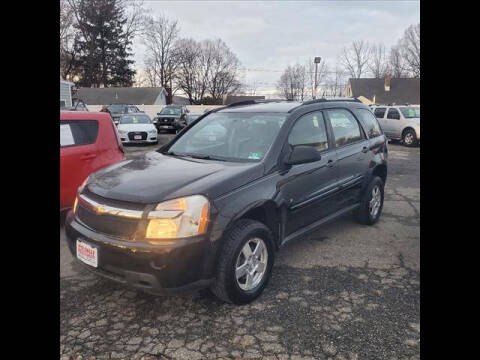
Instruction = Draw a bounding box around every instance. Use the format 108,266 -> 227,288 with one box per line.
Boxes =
164,151 -> 188,158
186,154 -> 226,161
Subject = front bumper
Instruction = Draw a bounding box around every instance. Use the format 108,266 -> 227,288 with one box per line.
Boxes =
64,211 -> 214,295
119,135 -> 158,144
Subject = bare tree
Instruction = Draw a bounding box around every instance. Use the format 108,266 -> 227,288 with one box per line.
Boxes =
60,0 -> 78,79
399,23 -> 420,77
243,80 -> 258,96
368,43 -> 389,78
340,40 -> 371,78
142,14 -> 180,89
325,66 -> 346,97
277,63 -> 307,101
205,39 -> 242,102
389,45 -> 406,78
174,38 -> 206,104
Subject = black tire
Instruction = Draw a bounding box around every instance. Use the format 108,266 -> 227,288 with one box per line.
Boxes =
355,176 -> 384,225
402,129 -> 417,147
211,219 -> 275,305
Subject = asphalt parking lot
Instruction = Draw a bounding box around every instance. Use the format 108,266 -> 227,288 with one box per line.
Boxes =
60,136 -> 420,360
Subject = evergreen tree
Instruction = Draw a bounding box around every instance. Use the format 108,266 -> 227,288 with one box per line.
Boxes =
72,0 -> 135,87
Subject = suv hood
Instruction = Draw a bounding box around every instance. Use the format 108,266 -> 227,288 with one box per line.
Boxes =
87,151 -> 263,204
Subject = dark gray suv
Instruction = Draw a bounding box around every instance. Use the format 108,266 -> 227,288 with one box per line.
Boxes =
65,98 -> 388,304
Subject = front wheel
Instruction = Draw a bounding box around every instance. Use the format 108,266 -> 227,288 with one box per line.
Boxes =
355,176 -> 384,225
211,219 -> 275,304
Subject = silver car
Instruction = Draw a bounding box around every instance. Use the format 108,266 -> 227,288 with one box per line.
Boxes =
370,105 -> 420,147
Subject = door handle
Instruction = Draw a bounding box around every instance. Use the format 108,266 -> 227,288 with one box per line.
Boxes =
80,153 -> 97,160
326,159 -> 334,167
362,146 -> 369,153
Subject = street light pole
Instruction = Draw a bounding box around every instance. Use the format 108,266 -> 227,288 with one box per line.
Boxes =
313,57 -> 321,99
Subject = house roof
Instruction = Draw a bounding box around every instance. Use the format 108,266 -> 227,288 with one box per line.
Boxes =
224,95 -> 266,105
76,87 -> 167,105
172,95 -> 190,105
348,78 -> 420,105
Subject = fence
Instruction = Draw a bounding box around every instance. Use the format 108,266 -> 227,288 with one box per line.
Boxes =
87,105 -> 223,118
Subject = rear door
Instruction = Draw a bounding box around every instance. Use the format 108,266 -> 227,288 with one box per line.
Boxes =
325,108 -> 371,207
60,119 -> 99,208
281,111 -> 340,236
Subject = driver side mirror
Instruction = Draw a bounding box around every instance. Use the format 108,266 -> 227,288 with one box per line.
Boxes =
284,146 -> 321,165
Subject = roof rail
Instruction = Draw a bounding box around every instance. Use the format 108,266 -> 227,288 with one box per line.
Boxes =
226,100 -> 258,107
302,97 -> 361,105
226,99 -> 290,108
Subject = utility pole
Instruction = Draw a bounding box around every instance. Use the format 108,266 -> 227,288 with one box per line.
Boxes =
313,57 -> 321,99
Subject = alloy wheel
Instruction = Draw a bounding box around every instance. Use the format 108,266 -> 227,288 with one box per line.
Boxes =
369,185 -> 382,218
235,238 -> 268,291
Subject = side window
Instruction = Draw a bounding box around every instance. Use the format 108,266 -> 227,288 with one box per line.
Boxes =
288,111 -> 329,152
326,109 -> 363,147
374,107 -> 386,118
356,109 -> 383,138
387,108 -> 400,120
60,120 -> 99,147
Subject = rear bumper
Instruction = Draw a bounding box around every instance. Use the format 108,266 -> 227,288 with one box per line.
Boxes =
64,211 -> 214,295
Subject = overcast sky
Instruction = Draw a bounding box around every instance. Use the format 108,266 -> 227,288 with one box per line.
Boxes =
133,0 -> 420,96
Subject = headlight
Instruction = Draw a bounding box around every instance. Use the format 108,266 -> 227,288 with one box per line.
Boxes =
118,129 -> 127,135
73,196 -> 79,214
146,195 -> 209,243
149,129 -> 157,134
78,176 -> 90,194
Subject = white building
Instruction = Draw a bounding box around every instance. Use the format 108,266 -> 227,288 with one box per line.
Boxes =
60,80 -> 74,108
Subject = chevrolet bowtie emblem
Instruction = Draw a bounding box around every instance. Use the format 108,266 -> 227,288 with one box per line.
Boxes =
95,205 -> 107,215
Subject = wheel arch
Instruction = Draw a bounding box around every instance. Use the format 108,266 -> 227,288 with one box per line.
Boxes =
402,126 -> 416,138
372,163 -> 388,185
224,200 -> 282,250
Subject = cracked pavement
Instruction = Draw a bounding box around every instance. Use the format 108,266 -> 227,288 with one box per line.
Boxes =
60,139 -> 420,360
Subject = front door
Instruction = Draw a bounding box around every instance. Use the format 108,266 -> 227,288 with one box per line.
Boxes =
384,107 -> 402,138
279,111 -> 340,237
325,108 -> 371,207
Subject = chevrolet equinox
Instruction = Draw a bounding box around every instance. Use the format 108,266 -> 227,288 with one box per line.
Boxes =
65,99 -> 388,304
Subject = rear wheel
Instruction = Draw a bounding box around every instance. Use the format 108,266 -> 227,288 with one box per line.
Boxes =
211,219 -> 274,304
355,176 -> 384,225
402,129 -> 417,147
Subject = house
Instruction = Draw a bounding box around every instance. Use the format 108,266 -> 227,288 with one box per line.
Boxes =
224,95 -> 265,105
60,80 -> 74,108
76,87 -> 168,106
345,76 -> 420,105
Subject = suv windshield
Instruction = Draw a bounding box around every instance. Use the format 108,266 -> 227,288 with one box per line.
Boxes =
399,107 -> 420,118
166,112 -> 287,161
120,114 -> 151,124
108,105 -> 127,114
160,107 -> 181,115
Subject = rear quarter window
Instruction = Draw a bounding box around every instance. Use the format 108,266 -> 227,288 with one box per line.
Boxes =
355,109 -> 383,138
60,120 -> 99,147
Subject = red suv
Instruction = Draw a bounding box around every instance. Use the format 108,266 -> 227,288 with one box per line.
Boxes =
60,111 -> 125,211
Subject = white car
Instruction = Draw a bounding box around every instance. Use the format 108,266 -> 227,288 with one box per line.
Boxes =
370,105 -> 420,147
116,114 -> 158,144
